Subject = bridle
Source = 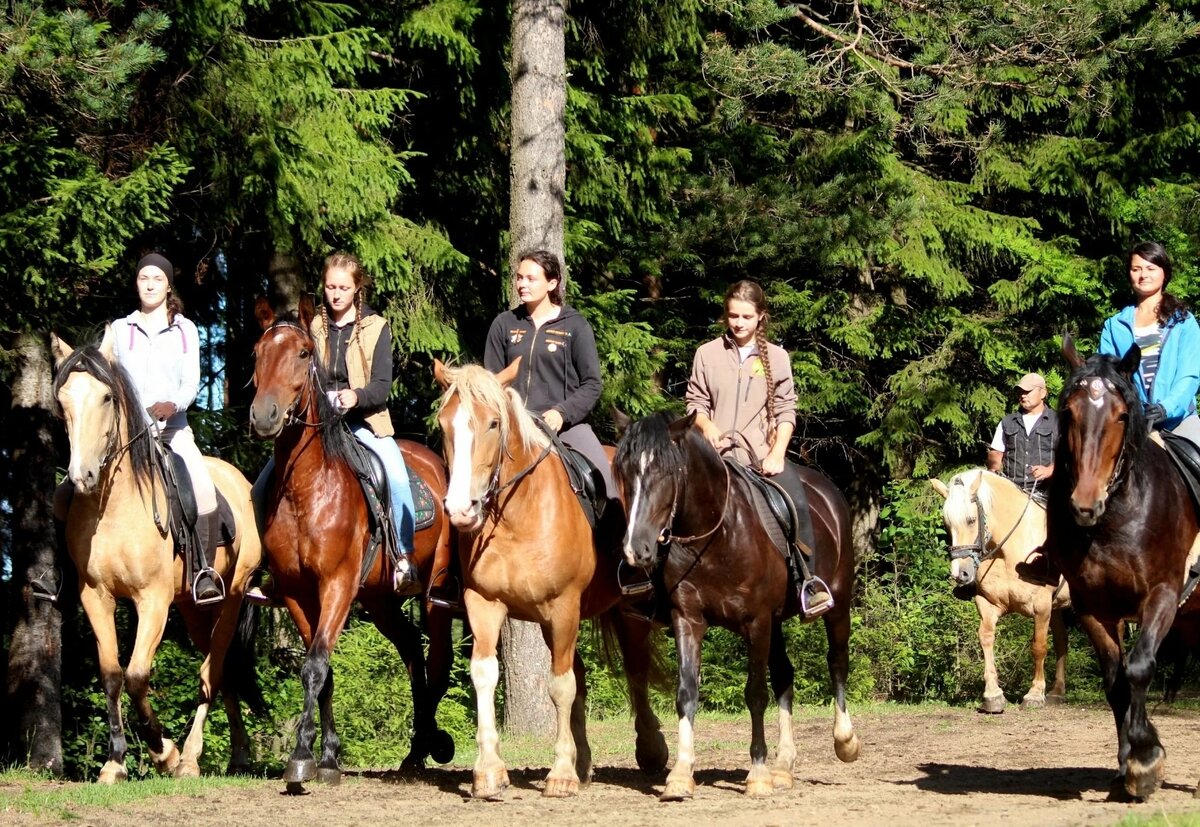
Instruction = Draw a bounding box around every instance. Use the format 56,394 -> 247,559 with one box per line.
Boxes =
453,396 -> 553,519
654,456 -> 731,547
258,320 -> 324,430
1065,374 -> 1130,500
947,475 -> 1036,568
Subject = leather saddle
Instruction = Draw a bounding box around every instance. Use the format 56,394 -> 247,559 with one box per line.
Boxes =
159,447 -> 235,585
724,459 -> 812,558
1159,431 -> 1200,605
536,421 -> 606,530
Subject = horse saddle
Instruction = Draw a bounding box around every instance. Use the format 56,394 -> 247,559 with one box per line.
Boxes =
1159,432 -> 1200,605
342,431 -> 437,585
161,448 -> 236,579
537,421 -> 606,530
724,459 -> 812,559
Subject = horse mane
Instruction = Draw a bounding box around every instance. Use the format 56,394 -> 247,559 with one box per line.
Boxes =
1062,352 -> 1148,473
942,469 -> 994,527
613,411 -> 687,484
52,341 -> 156,492
437,363 -> 551,455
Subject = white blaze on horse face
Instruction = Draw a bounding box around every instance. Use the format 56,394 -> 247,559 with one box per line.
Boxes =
622,451 -> 654,561
1088,377 -> 1106,407
60,373 -> 108,490
444,403 -> 476,517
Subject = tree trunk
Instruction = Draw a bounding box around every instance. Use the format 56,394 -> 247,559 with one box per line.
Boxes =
4,332 -> 64,774
501,0 -> 565,736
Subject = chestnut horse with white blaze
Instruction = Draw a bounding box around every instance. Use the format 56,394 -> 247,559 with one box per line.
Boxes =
249,297 -> 456,792
931,470 -> 1070,713
51,328 -> 262,783
433,359 -> 668,800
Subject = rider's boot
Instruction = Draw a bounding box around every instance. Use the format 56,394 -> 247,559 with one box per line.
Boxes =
192,510 -> 225,606
1016,548 -> 1061,588
790,482 -> 832,619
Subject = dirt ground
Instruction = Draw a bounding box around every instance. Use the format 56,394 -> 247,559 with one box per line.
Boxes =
9,703 -> 1200,826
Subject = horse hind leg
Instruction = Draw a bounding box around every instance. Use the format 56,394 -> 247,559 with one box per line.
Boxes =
768,623 -> 796,790
610,611 -> 668,774
1047,608 -> 1068,704
571,650 -> 593,786
825,605 -> 860,763
743,617 -> 774,798
1021,596 -> 1052,710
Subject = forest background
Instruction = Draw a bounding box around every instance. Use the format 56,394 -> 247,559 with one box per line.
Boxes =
0,0 -> 1198,777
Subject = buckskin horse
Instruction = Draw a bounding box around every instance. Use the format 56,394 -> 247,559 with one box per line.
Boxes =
433,359 -> 668,800
249,296 -> 456,791
613,410 -> 859,800
1050,333 -> 1200,800
931,469 -> 1070,712
51,328 -> 262,782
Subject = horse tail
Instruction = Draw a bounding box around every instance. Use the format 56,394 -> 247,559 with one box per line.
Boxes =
225,600 -> 267,717
592,609 -> 673,694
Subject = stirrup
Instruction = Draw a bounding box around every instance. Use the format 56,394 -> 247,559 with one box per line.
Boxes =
29,567 -> 61,604
618,561 -> 654,597
192,568 -> 226,607
427,576 -> 462,610
800,576 -> 833,619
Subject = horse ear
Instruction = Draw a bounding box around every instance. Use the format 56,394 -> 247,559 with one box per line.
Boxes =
968,472 -> 983,496
930,479 -> 949,500
496,356 -> 521,388
254,296 -> 276,331
98,323 -> 117,364
1117,343 -> 1142,380
1062,331 -> 1084,369
612,406 -> 632,438
49,332 -> 73,367
433,359 -> 453,390
298,293 -> 316,329
668,410 -> 698,443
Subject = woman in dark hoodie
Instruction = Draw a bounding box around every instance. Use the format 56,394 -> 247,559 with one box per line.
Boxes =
483,249 -> 612,498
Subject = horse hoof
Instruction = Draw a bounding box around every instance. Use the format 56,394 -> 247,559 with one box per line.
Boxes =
1046,693 -> 1067,706
316,767 -> 341,785
98,761 -> 127,784
284,781 -> 307,796
1126,751 -> 1166,800
635,733 -> 669,775
284,758 -> 317,784
834,732 -> 861,763
660,779 -> 695,802
542,776 -> 579,798
154,738 -> 180,775
771,768 -> 794,790
430,730 -> 455,765
978,694 -> 1006,714
173,760 -> 200,779
472,770 -> 508,800
1020,695 -> 1046,711
745,778 -> 774,797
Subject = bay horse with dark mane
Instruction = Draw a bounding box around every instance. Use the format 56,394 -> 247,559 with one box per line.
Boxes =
613,410 -> 859,800
51,328 -> 262,782
1050,334 -> 1200,800
433,359 -> 668,800
249,296 -> 456,791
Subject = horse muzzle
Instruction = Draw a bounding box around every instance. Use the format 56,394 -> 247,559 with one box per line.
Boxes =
249,400 -> 286,439
1070,495 -> 1107,526
622,536 -> 658,569
70,467 -> 100,495
444,498 -> 485,532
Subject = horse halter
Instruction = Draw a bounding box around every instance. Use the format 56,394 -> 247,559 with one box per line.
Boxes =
656,458 -> 731,546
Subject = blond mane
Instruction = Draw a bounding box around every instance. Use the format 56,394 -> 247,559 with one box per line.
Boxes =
942,468 -> 996,529
437,363 -> 552,455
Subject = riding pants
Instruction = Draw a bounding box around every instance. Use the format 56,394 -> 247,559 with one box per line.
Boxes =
159,424 -> 217,514
559,422 -> 615,500
351,424 -> 416,555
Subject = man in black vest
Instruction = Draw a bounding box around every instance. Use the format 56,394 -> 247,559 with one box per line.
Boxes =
987,372 -> 1057,503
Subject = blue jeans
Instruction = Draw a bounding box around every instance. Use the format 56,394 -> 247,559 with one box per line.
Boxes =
252,427 -> 416,554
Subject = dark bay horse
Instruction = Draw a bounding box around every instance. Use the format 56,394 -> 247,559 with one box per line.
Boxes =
433,359 -> 668,800
51,329 -> 262,782
613,411 -> 859,800
1050,335 -> 1200,800
249,296 -> 456,790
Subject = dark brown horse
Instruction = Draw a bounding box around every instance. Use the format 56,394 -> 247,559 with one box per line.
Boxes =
433,359 -> 668,800
1050,335 -> 1200,800
249,296 -> 456,791
613,411 -> 859,800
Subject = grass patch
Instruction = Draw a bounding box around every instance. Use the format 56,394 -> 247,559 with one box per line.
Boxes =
1111,813 -> 1200,827
0,773 -> 261,819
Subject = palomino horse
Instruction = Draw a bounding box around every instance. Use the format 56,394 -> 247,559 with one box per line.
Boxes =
433,359 -> 668,800
51,329 -> 262,782
249,297 -> 455,790
613,411 -> 859,800
931,470 -> 1070,712
1050,335 -> 1200,800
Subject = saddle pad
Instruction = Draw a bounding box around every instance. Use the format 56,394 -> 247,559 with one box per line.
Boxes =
724,459 -> 789,559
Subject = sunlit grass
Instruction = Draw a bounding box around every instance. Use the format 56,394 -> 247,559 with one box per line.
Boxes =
0,774 -> 262,818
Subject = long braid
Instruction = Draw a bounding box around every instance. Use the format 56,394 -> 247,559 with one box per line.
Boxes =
320,301 -> 333,368
755,324 -> 776,443
354,289 -> 368,372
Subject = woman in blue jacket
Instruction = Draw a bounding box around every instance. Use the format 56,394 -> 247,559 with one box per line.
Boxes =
1099,241 -> 1200,443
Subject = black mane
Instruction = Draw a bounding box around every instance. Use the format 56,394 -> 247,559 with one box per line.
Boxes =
1059,351 -> 1149,479
53,342 -> 156,490
614,411 -> 687,486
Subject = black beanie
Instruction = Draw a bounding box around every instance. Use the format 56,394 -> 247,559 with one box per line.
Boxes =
136,253 -> 174,287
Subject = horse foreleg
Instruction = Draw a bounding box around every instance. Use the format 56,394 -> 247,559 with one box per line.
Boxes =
662,613 -> 707,802
570,650 -> 592,787
366,595 -> 433,770
1123,587 -> 1177,800
541,606 -> 582,798
422,602 -> 456,764
80,586 -> 128,784
824,603 -> 859,762
466,592 -> 509,800
975,596 -> 1006,713
1021,592 -> 1052,709
127,587 -> 178,776
224,690 -> 253,776
612,611 -> 667,774
768,622 -> 796,790
743,616 -> 774,797
1078,613 -> 1129,797
1048,608 -> 1068,703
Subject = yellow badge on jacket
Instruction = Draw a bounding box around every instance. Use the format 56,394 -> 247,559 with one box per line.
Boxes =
751,357 -> 765,377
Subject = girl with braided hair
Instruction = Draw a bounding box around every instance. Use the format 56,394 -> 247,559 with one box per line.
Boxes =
686,280 -> 830,615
